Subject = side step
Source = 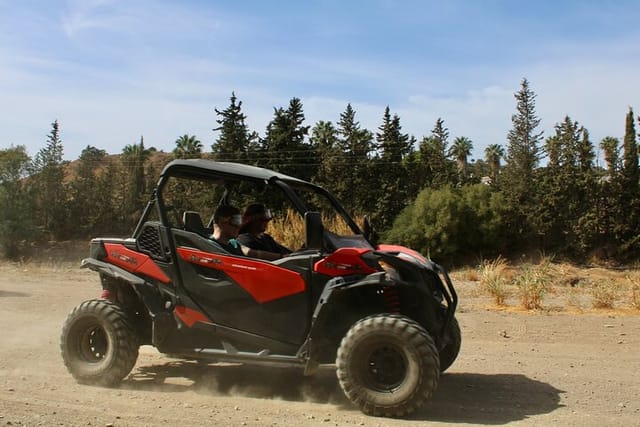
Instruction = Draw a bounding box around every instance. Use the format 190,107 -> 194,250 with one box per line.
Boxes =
171,341 -> 305,368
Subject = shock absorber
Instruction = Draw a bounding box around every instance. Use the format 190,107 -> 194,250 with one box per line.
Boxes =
99,274 -> 116,301
382,286 -> 401,313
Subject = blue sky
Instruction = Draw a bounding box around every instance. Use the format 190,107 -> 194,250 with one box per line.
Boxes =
2,0 -> 640,162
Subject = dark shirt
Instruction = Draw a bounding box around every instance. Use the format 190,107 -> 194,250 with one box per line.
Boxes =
237,233 -> 291,255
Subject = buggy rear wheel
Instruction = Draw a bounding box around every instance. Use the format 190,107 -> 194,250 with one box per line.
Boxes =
336,314 -> 440,417
60,299 -> 139,386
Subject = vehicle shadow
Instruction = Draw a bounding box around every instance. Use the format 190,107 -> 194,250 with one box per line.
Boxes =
124,363 -> 564,424
415,372 -> 565,424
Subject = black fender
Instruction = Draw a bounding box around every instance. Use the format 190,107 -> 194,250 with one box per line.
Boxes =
300,272 -> 396,372
81,257 -> 145,285
81,257 -> 166,316
300,265 -> 454,373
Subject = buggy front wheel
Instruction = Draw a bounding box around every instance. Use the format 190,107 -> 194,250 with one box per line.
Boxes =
336,314 -> 440,417
439,316 -> 461,372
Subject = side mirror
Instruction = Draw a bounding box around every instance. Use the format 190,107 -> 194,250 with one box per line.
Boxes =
305,211 -> 324,251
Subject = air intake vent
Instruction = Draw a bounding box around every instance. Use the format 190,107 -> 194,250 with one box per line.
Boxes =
137,222 -> 163,259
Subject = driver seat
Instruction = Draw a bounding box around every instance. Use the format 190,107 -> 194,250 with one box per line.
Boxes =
182,211 -> 211,237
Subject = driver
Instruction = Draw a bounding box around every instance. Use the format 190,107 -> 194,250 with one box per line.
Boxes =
237,203 -> 292,256
210,205 -> 282,261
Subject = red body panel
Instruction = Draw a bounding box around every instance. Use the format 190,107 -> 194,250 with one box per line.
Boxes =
176,247 -> 306,303
314,247 -> 378,277
103,243 -> 171,283
377,244 -> 429,264
174,305 -> 211,327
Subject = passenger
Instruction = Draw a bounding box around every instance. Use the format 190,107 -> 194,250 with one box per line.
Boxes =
237,203 -> 292,256
210,205 -> 282,261
209,205 -> 244,256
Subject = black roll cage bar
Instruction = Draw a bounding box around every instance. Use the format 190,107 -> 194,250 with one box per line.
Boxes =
132,160 -> 366,243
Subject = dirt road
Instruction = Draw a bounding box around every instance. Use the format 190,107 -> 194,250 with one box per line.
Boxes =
1,263 -> 639,426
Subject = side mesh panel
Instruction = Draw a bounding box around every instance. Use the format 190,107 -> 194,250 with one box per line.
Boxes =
137,222 -> 164,260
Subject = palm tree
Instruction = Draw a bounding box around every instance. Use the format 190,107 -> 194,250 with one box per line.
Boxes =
310,121 -> 337,151
484,144 -> 505,185
310,121 -> 340,188
122,136 -> 152,217
449,136 -> 473,182
173,134 -> 203,159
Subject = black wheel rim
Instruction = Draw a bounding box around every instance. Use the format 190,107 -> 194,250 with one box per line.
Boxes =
79,324 -> 108,362
363,344 -> 407,392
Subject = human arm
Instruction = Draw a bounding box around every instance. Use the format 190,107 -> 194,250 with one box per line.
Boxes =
239,244 -> 282,261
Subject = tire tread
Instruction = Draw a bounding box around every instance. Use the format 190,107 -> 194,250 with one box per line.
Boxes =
336,314 -> 440,417
60,299 -> 139,387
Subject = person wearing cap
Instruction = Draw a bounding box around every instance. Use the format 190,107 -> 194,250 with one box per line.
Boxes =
237,203 -> 292,256
210,205 -> 282,261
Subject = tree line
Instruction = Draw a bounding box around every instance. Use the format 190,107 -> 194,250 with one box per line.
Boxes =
1,79 -> 639,264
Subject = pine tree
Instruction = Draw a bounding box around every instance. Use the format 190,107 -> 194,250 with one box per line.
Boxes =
372,107 -> 412,230
417,118 -> 454,188
431,118 -> 449,157
212,92 -> 258,163
336,104 -> 375,214
578,129 -> 595,172
613,108 -> 640,256
538,116 -> 590,252
310,120 -> 339,190
622,107 -> 639,193
504,79 -> 543,182
502,78 -> 543,243
262,97 -> 312,180
32,120 -> 68,239
571,128 -> 599,254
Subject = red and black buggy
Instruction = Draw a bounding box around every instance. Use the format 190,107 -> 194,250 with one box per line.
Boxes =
60,159 -> 460,417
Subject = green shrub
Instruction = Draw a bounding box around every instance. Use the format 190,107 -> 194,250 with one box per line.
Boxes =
385,185 -> 508,262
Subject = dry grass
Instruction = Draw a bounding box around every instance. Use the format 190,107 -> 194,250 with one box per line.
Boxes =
626,273 -> 640,311
590,280 -> 618,309
478,257 -> 510,306
268,210 -> 306,250
513,258 -> 553,310
268,209 -> 358,250
631,285 -> 640,311
467,255 -> 640,313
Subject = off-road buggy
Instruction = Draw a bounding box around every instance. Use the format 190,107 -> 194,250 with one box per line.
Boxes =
61,159 -> 460,417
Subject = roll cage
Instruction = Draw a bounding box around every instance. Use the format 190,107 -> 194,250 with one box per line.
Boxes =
132,159 -> 372,252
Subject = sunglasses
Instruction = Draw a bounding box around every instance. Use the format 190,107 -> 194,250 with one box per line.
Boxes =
251,209 -> 273,222
224,214 -> 243,227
